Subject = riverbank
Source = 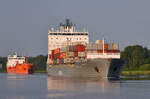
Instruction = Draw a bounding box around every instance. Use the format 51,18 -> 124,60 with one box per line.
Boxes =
34,70 -> 47,73
0,70 -> 6,73
121,71 -> 150,76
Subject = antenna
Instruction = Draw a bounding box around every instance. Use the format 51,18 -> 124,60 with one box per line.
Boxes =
66,19 -> 70,26
103,37 -> 105,54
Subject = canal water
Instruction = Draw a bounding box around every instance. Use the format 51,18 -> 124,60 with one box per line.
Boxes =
0,73 -> 150,99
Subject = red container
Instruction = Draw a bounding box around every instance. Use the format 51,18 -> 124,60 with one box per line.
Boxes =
60,52 -> 66,58
97,50 -> 103,53
51,60 -> 54,64
113,50 -> 119,53
106,50 -> 119,53
104,49 -> 108,53
54,53 -> 60,59
51,50 -> 54,55
84,56 -> 87,59
104,44 -> 108,50
111,50 -> 114,53
74,52 -> 78,57
104,44 -> 108,53
49,54 -> 51,58
54,48 -> 60,54
75,45 -> 85,52
107,50 -> 113,53
59,58 -> 63,64
57,53 -> 60,58
50,53 -> 55,60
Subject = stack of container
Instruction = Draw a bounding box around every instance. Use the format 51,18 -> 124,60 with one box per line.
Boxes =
49,42 -> 120,65
107,44 -> 119,53
50,44 -> 86,65
86,43 -> 119,54
86,43 -> 103,53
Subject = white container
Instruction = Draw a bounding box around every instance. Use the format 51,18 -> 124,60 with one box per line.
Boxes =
96,40 -> 103,44
108,44 -> 113,50
97,44 -> 103,49
66,52 -> 74,57
78,52 -> 86,57
113,44 -> 119,50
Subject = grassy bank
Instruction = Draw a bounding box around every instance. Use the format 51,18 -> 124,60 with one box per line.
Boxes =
0,70 -> 6,73
34,70 -> 47,73
121,71 -> 150,76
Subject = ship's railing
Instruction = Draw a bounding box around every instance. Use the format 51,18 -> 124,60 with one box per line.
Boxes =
87,52 -> 120,55
48,31 -> 88,34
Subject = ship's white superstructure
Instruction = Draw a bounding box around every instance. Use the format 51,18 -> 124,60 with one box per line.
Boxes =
7,52 -> 25,67
47,19 -> 89,64
48,19 -> 89,55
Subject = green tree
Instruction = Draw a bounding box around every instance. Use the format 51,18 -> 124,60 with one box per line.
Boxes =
29,55 -> 47,71
0,57 -> 7,72
121,45 -> 149,70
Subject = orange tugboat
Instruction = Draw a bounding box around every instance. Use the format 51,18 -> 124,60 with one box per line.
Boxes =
6,52 -> 34,74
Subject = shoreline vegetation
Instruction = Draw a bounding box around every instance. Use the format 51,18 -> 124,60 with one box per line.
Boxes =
0,45 -> 150,76
34,70 -> 47,73
121,45 -> 150,76
121,71 -> 150,76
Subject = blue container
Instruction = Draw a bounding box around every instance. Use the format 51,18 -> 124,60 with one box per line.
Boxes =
62,58 -> 64,63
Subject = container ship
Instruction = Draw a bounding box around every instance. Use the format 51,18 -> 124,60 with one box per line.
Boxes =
6,52 -> 34,74
47,19 -> 125,79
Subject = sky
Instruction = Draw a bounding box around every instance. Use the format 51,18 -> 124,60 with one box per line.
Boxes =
0,0 -> 150,56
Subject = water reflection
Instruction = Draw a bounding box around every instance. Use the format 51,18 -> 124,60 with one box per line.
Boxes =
47,77 -> 121,99
47,77 -> 120,91
1,73 -> 150,99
